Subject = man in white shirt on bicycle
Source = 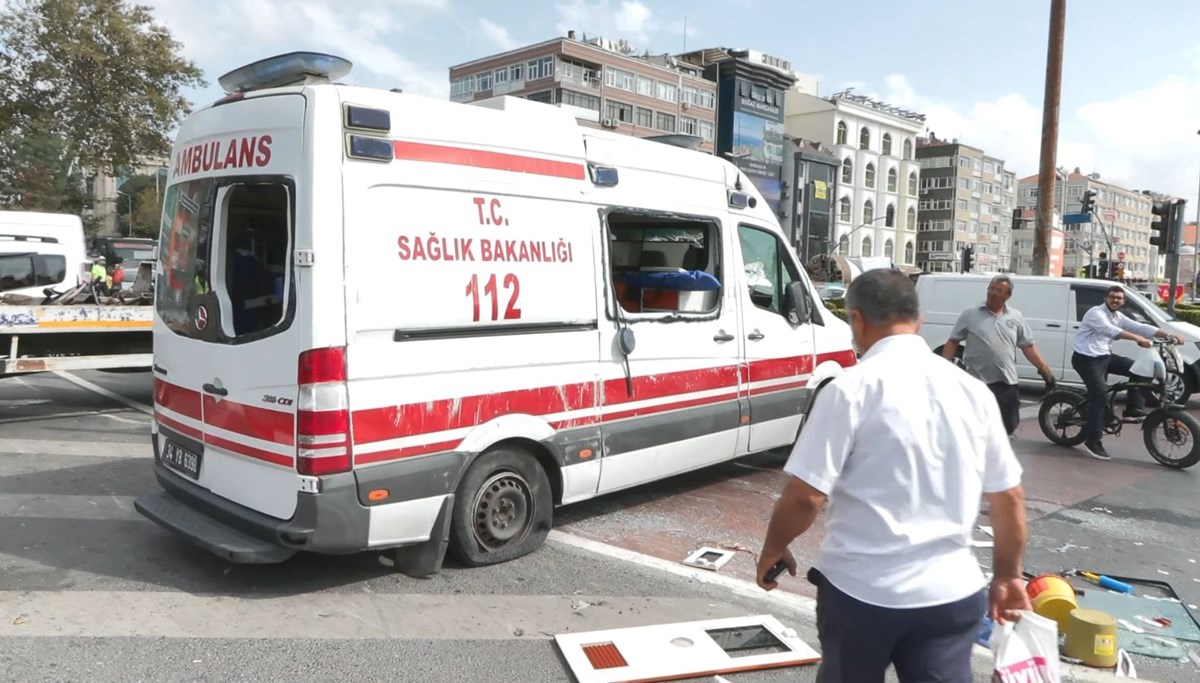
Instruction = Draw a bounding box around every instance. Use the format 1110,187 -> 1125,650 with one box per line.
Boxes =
1073,285 -> 1183,460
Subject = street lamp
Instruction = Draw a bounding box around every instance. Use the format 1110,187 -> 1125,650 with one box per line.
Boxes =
116,190 -> 133,236
829,214 -> 890,256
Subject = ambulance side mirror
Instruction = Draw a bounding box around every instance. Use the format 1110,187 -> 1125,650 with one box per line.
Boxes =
785,282 -> 811,325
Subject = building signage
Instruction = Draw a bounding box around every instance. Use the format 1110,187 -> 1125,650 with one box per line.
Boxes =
737,96 -> 781,119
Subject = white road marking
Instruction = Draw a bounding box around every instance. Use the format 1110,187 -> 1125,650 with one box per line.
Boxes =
51,371 -> 154,415
0,590 -> 752,640
0,408 -> 134,425
0,439 -> 151,458
100,412 -> 150,425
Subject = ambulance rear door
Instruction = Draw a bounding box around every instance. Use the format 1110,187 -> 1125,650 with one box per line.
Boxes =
152,93 -> 313,520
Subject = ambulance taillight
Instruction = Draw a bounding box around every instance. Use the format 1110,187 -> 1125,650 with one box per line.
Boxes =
297,347 -> 351,476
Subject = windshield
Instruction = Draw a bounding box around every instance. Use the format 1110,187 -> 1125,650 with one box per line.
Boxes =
1124,285 -> 1171,323
114,244 -> 156,262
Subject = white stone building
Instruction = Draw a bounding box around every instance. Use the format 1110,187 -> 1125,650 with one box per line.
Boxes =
783,88 -> 925,266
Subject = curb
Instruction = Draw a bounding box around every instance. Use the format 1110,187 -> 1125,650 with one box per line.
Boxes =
549,530 -> 1147,682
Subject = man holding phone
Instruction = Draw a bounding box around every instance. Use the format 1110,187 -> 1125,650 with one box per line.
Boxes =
757,270 -> 1030,683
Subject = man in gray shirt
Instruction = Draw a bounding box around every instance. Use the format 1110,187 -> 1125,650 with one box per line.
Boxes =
942,275 -> 1055,436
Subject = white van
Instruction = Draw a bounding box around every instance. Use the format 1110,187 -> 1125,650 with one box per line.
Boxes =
134,52 -> 857,575
916,273 -> 1200,401
0,211 -> 88,298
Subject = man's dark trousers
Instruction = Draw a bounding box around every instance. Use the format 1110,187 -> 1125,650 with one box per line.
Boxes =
809,568 -> 986,683
987,382 -> 1021,435
1071,352 -> 1147,441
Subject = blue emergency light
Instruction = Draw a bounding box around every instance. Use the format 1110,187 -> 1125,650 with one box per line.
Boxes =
218,52 -> 353,94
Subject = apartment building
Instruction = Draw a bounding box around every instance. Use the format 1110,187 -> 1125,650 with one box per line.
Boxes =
448,32 -> 717,153
784,89 -> 924,266
1016,169 -> 1155,281
1008,206 -> 1066,276
914,136 -> 1016,274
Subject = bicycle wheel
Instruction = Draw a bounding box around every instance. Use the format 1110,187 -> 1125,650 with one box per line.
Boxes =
1038,391 -> 1087,447
1143,409 -> 1200,469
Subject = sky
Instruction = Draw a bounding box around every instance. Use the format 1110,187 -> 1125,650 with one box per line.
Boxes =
141,0 -> 1200,219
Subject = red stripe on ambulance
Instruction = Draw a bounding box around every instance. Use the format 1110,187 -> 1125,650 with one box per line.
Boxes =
203,396 -> 295,447
154,378 -> 202,420
391,140 -> 586,180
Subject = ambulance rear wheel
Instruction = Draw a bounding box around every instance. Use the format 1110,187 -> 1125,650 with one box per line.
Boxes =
449,447 -> 553,567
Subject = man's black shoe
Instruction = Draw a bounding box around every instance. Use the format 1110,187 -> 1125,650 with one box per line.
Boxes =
1084,440 -> 1112,461
1124,408 -> 1148,420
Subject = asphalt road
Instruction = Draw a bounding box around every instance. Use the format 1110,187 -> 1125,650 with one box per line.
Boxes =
0,371 -> 1165,682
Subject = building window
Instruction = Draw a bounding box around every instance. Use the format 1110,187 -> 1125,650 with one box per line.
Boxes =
527,56 -> 555,81
655,111 -> 676,132
606,99 -> 633,123
637,75 -> 654,97
635,107 -> 653,127
887,168 -> 898,192
679,116 -> 698,136
841,158 -> 853,184
882,133 -> 893,156
451,77 -> 474,98
904,241 -> 914,263
525,90 -> 554,104
956,199 -> 968,212
884,239 -> 894,259
476,72 -> 492,91
509,63 -> 523,81
605,66 -> 635,91
698,120 -> 714,141
656,81 -> 677,102
859,126 -> 870,151
836,121 -> 847,145
838,235 -> 849,255
903,139 -> 913,160
697,89 -> 715,108
560,89 -> 600,111
906,206 -> 916,231
494,68 -> 509,84
862,236 -> 873,257
839,197 -> 851,223
908,172 -> 918,196
863,200 -> 874,224
865,163 -> 876,189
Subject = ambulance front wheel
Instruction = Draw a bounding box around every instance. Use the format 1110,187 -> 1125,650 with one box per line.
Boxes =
448,447 -> 553,567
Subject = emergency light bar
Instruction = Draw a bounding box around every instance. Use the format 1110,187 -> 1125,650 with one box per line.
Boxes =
218,51 -> 353,94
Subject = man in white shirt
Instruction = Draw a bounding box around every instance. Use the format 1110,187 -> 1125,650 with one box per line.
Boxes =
1072,285 -> 1182,460
756,269 -> 1030,683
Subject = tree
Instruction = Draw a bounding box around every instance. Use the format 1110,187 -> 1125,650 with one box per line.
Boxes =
115,172 -> 165,237
0,0 -> 204,217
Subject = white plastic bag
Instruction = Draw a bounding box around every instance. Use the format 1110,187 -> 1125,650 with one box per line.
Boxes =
989,611 -> 1062,683
1130,345 -> 1166,380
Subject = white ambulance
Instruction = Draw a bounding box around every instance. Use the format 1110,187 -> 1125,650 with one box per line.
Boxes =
134,52 -> 857,575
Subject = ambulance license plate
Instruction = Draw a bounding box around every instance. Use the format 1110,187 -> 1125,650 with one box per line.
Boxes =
162,440 -> 202,480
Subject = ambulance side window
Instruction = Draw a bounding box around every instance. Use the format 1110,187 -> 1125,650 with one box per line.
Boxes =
603,211 -> 722,317
211,182 -> 293,340
737,225 -> 800,316
155,178 -> 216,338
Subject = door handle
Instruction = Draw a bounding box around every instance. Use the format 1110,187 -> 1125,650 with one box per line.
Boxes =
748,330 -> 765,341
202,383 -> 228,397
1046,323 -> 1061,328
713,331 -> 735,342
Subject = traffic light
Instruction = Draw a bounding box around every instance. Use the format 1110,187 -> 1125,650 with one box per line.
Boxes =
1150,199 -> 1176,253
961,245 -> 974,272
1080,189 -> 1098,214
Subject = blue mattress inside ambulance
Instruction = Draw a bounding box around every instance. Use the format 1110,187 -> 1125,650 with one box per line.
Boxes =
618,270 -> 721,291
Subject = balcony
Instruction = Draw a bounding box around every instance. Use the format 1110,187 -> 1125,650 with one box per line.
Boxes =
557,65 -> 601,90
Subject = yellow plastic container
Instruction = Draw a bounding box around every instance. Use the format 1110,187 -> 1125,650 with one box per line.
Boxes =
1063,608 -> 1118,668
1032,591 -> 1078,633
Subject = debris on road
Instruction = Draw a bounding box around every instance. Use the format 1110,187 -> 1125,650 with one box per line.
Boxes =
683,547 -> 737,572
11,614 -> 28,625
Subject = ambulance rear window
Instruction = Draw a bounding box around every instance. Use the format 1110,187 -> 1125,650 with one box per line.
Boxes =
156,177 -> 294,343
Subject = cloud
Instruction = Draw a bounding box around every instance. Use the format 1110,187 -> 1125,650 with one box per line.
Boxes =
479,18 -> 520,51
864,63 -> 1200,213
142,0 -> 451,99
555,0 -> 659,49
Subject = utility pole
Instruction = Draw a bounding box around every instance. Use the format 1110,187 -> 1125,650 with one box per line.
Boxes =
1033,0 -> 1066,276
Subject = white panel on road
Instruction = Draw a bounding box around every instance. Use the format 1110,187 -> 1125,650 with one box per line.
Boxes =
0,494 -> 142,521
0,439 -> 151,458
0,591 -> 751,641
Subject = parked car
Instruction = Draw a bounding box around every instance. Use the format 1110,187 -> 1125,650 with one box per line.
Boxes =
915,273 -> 1200,402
